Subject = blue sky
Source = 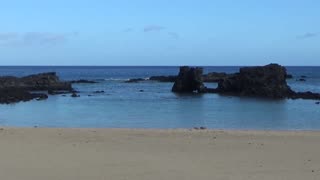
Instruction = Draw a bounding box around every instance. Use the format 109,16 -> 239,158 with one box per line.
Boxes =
0,0 -> 319,65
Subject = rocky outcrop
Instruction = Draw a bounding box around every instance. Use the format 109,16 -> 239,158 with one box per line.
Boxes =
172,66 -> 206,93
171,64 -> 320,100
216,64 -> 293,98
0,88 -> 48,104
0,72 -> 72,91
0,72 -> 72,104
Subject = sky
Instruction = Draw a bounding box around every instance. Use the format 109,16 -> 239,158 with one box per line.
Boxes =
0,0 -> 319,66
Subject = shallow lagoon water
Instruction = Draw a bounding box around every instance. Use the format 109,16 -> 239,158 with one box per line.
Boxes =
0,66 -> 319,130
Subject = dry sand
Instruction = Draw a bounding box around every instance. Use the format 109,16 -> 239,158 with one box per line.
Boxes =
0,128 -> 319,180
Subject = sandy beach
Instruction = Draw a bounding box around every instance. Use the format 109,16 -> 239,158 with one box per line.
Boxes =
0,128 -> 319,180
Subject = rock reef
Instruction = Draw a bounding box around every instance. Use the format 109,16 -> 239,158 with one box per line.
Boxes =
0,72 -> 72,104
0,72 -> 72,91
172,64 -> 320,100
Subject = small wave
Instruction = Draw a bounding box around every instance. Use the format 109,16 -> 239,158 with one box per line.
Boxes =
94,77 -> 150,82
102,78 -> 130,81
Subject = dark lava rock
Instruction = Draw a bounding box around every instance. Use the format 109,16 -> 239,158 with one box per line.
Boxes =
0,72 -> 67,104
0,88 -> 47,104
70,79 -> 97,84
48,89 -> 71,95
149,76 -> 177,82
286,74 -> 293,79
48,89 -> 55,95
301,75 -> 307,78
315,102 -> 320,105
290,91 -> 320,100
0,72 -> 72,91
200,127 -> 207,130
202,72 -> 231,83
93,90 -> 105,93
71,92 -> 80,98
170,64 -> 320,100
216,64 -> 293,99
172,66 -> 206,93
139,90 -> 144,92
125,78 -> 145,83
35,94 -> 48,101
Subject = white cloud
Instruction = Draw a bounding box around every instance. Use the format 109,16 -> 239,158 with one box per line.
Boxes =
0,32 -> 78,47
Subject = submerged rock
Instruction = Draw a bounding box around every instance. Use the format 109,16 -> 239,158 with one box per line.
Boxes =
71,92 -> 80,98
172,66 -> 206,93
297,78 -> 306,82
93,90 -> 105,93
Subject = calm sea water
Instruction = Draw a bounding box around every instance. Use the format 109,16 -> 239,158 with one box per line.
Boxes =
0,66 -> 320,130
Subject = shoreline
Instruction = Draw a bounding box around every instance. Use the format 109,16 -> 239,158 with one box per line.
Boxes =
0,128 -> 319,179
3,126 -> 320,132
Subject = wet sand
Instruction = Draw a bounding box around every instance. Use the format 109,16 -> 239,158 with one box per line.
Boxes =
0,128 -> 319,180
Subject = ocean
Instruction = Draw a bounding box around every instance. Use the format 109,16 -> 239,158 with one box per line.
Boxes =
0,66 -> 320,130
